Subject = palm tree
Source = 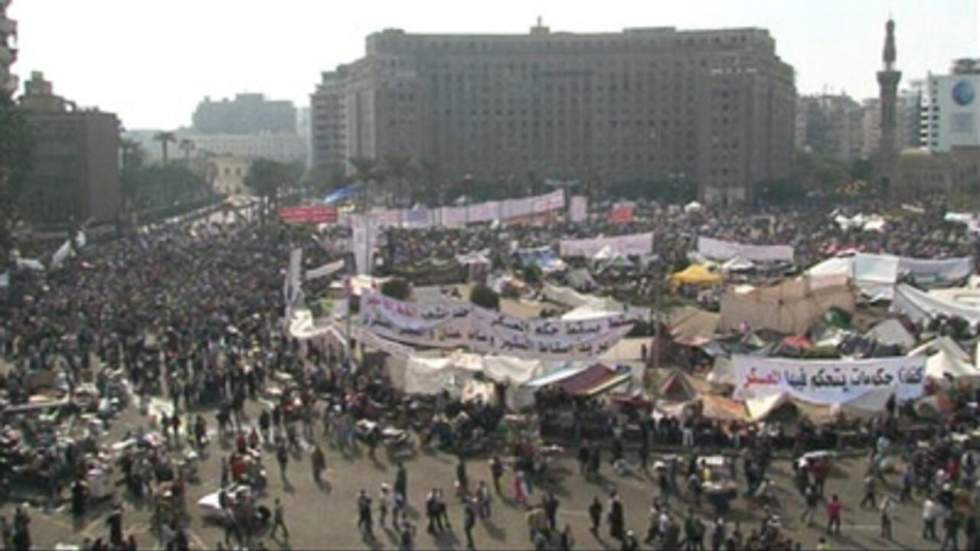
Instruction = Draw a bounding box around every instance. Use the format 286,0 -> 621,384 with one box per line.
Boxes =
153,131 -> 176,164
348,157 -> 377,210
178,138 -> 195,162
384,155 -> 412,208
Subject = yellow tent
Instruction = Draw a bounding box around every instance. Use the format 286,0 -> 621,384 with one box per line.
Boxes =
669,264 -> 723,291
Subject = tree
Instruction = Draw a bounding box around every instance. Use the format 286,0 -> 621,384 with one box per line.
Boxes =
470,284 -> 500,310
384,155 -> 413,208
153,131 -> 176,164
244,159 -> 297,222
522,265 -> 542,285
349,157 -> 378,209
178,138 -> 195,161
380,278 -> 412,301
0,95 -> 35,263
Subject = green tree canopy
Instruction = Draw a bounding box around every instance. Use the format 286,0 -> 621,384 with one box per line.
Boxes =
470,284 -> 500,310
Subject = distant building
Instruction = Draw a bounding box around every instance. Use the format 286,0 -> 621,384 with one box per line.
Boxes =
296,106 -> 312,168
859,90 -> 920,160
17,72 -> 121,225
312,24 -> 796,204
177,131 -> 305,164
919,60 -> 980,152
797,93 -> 864,162
193,93 -> 296,135
0,0 -> 17,96
209,155 -> 252,196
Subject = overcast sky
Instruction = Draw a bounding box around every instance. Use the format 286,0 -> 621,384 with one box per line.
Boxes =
10,0 -> 979,130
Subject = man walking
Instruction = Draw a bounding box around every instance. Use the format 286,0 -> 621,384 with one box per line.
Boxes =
311,445 -> 326,485
879,496 -> 893,540
923,496 -> 939,541
270,498 -> 289,542
859,474 -> 876,509
801,483 -> 819,527
357,489 -> 374,541
463,498 -> 477,549
588,496 -> 603,535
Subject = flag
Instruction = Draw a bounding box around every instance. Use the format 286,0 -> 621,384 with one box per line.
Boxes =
607,204 -> 634,225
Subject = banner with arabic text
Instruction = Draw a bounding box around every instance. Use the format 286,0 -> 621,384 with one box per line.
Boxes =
560,232 -> 653,258
698,236 -> 794,263
732,355 -> 925,405
359,291 -> 644,360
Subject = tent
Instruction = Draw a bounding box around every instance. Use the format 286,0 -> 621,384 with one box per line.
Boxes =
523,363 -> 631,397
684,201 -> 704,214
399,352 -> 545,409
892,284 -> 980,326
668,306 -> 721,347
719,275 -> 855,335
658,370 -> 699,402
908,337 -> 980,382
669,264 -> 722,291
865,319 -> 916,349
721,256 -> 755,274
698,394 -> 749,422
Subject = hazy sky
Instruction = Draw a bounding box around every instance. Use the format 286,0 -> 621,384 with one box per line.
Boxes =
10,0 -> 979,129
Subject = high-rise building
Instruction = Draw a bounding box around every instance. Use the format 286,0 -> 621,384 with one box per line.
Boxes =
192,93 -> 297,135
796,94 -> 864,161
919,59 -> 980,152
18,72 -> 121,225
0,0 -> 17,96
311,24 -> 796,203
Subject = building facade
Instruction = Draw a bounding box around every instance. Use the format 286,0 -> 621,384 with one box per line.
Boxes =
209,155 -> 252,196
192,93 -> 297,135
18,72 -> 121,225
311,24 -> 796,203
797,94 -> 864,161
0,0 -> 17,96
919,60 -> 980,153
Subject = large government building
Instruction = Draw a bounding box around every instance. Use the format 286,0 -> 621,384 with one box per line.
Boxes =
311,22 -> 796,203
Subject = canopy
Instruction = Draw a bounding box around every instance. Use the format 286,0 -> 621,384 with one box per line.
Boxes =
719,275 -> 855,335
524,363 -> 630,397
668,306 -> 721,346
892,283 -> 980,326
669,264 -> 722,290
865,319 -> 916,349
908,337 -> 980,381
400,352 -> 545,409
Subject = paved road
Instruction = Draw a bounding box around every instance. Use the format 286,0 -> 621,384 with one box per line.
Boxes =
0,395 -> 956,550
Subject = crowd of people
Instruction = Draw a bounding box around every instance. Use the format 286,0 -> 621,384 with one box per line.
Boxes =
0,194 -> 977,550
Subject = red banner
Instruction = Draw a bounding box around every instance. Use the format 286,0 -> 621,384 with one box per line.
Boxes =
278,206 -> 338,224
607,204 -> 634,225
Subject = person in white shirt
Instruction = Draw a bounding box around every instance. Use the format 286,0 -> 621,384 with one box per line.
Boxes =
923,497 -> 939,541
879,496 -> 893,539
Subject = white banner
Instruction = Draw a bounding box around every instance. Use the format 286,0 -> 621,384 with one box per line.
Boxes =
569,196 -> 588,223
733,355 -> 925,405
698,236 -> 794,263
359,291 -> 642,360
532,190 -> 565,213
51,239 -> 73,269
305,259 -> 345,281
0,271 -> 8,288
560,232 -> 653,258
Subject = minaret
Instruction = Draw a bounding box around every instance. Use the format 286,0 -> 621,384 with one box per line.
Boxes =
876,19 -> 901,187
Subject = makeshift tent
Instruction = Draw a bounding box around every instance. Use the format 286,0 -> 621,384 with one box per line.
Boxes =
908,337 -> 980,382
668,306 -> 721,347
669,264 -> 723,291
807,254 -> 974,301
719,275 -> 855,335
892,283 -> 980,326
542,284 -> 618,311
657,370 -> 712,402
523,363 -> 630,397
684,201 -> 704,214
865,319 -> 916,349
566,269 -> 598,291
698,394 -> 749,422
721,256 -> 755,274
926,287 -> 980,308
399,352 -> 545,409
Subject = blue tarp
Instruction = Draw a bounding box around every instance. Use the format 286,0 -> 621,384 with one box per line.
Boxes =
323,184 -> 363,205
